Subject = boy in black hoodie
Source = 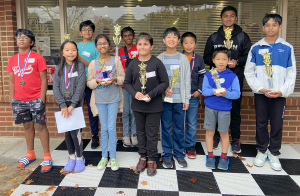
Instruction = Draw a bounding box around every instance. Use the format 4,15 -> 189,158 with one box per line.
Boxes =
203,6 -> 252,153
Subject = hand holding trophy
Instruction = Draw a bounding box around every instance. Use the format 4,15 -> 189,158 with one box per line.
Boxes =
164,68 -> 181,103
210,67 -> 225,93
138,62 -> 149,101
262,51 -> 276,92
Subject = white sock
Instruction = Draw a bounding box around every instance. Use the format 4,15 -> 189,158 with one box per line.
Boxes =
70,155 -> 76,160
77,156 -> 83,160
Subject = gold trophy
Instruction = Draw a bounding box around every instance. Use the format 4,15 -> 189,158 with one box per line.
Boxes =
262,52 -> 276,91
99,58 -> 109,81
138,62 -> 147,96
210,67 -> 225,93
164,68 -> 181,103
224,27 -> 233,63
113,24 -> 121,57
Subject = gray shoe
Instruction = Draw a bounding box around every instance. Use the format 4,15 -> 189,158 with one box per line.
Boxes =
131,134 -> 138,147
267,150 -> 282,171
174,157 -> 187,168
206,156 -> 215,169
162,158 -> 173,169
122,136 -> 131,148
254,150 -> 267,167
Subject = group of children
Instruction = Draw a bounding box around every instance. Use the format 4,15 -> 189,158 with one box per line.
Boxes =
7,5 -> 296,177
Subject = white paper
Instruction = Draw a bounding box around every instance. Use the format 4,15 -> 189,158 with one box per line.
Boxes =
55,107 -> 86,133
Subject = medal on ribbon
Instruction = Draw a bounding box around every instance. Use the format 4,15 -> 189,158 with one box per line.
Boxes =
18,50 -> 31,86
64,63 -> 74,98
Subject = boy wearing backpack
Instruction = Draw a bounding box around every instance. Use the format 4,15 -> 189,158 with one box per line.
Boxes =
203,6 -> 252,153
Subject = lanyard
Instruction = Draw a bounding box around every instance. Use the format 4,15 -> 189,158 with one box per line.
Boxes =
182,51 -> 195,73
18,50 -> 31,78
64,63 -> 74,90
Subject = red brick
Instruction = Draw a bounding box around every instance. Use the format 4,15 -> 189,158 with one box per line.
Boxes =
0,132 -> 13,136
282,137 -> 296,143
283,116 -> 297,120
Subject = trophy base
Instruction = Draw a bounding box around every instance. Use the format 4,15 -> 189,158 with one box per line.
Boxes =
139,97 -> 149,101
141,89 -> 146,95
164,97 -> 173,103
216,88 -> 225,93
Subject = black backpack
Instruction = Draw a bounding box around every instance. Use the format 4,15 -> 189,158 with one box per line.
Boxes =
211,31 -> 244,52
124,46 -> 133,68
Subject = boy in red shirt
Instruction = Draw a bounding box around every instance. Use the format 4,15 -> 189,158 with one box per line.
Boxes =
118,27 -> 139,148
7,29 -> 52,173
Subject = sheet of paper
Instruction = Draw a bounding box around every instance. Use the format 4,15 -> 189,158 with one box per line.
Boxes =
54,107 -> 86,133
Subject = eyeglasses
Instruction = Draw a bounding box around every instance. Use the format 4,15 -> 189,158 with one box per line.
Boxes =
97,42 -> 109,46
81,28 -> 93,32
15,36 -> 29,40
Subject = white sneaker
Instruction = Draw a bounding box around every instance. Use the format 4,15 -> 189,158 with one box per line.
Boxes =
267,150 -> 282,171
131,134 -> 138,147
110,158 -> 119,171
254,150 -> 267,167
122,136 -> 131,148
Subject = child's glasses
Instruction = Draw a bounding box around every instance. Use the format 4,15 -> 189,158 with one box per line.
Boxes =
15,36 -> 29,40
81,28 -> 93,32
97,42 -> 109,46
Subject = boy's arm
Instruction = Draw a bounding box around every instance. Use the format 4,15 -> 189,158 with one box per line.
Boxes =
203,35 -> 215,67
183,56 -> 191,103
9,72 -> 15,102
198,57 -> 206,94
78,55 -> 90,67
70,63 -> 86,108
244,46 -> 264,93
202,75 -> 214,97
279,46 -> 297,97
224,76 -> 241,100
236,33 -> 252,68
39,70 -> 48,103
123,63 -> 137,98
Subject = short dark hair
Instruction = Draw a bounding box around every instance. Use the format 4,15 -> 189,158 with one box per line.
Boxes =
163,27 -> 180,39
262,14 -> 282,26
94,34 -> 111,46
220,6 -> 237,18
79,20 -> 95,32
121,26 -> 135,38
15,29 -> 35,49
212,47 -> 230,59
181,32 -> 197,44
136,32 -> 153,46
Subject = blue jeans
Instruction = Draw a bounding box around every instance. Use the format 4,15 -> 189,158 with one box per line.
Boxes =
96,102 -> 119,158
185,97 -> 199,148
122,88 -> 136,137
161,102 -> 185,159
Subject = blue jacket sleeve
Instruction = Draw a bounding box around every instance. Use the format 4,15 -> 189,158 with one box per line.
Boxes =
224,76 -> 241,100
202,75 -> 214,97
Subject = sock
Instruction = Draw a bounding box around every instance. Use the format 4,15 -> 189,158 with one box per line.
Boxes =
221,153 -> 227,159
70,155 -> 76,160
42,152 -> 52,171
17,150 -> 36,168
77,156 -> 83,160
208,152 -> 214,158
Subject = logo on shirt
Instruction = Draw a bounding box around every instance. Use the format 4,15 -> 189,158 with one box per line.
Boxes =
214,44 -> 238,50
12,64 -> 33,77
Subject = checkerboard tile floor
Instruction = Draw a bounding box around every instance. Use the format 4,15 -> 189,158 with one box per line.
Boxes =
11,139 -> 300,196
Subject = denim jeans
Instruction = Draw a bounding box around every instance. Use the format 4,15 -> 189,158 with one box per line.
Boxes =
185,96 -> 199,148
122,88 -> 136,137
96,102 -> 119,158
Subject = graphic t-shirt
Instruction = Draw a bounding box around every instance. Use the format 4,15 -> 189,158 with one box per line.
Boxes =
6,51 -> 47,101
118,45 -> 139,73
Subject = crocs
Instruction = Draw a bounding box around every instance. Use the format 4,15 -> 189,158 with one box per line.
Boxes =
64,158 -> 76,172
17,157 -> 36,169
74,157 -> 85,173
40,160 -> 53,173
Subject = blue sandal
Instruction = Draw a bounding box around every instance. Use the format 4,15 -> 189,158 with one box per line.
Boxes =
17,157 -> 36,169
40,160 -> 53,173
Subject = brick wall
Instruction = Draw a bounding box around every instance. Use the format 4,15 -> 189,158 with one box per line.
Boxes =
0,0 -> 300,144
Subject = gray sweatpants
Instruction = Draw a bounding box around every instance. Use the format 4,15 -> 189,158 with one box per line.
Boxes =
60,99 -> 84,157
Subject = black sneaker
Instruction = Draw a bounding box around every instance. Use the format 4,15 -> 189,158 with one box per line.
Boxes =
174,157 -> 187,168
91,135 -> 100,149
162,158 -> 173,169
231,138 -> 241,153
213,136 -> 220,150
186,146 -> 197,159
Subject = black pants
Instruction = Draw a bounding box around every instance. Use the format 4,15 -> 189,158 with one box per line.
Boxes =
255,94 -> 285,156
133,111 -> 161,161
215,76 -> 243,140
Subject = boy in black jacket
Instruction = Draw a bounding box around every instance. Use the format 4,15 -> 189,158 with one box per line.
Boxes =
203,6 -> 252,153
181,32 -> 205,158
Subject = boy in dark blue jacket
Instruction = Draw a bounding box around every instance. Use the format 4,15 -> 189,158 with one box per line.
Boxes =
202,47 -> 240,170
181,32 -> 206,158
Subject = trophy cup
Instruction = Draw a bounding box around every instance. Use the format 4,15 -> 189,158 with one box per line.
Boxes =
224,27 -> 233,63
164,68 -> 181,103
113,24 -> 121,57
210,67 -> 225,93
138,62 -> 148,100
99,58 -> 110,82
262,51 -> 276,92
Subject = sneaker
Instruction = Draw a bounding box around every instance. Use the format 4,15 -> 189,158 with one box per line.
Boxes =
74,157 -> 85,173
253,150 -> 267,167
91,135 -> 100,149
123,136 -> 131,148
205,156 -> 215,169
267,150 -> 282,171
131,134 -> 138,147
186,146 -> 197,159
136,157 -> 147,172
110,158 -> 119,171
218,157 -> 229,170
174,157 -> 187,168
231,138 -> 241,153
162,158 -> 173,169
213,136 -> 220,150
64,158 -> 76,172
97,157 -> 108,170
147,161 -> 157,176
